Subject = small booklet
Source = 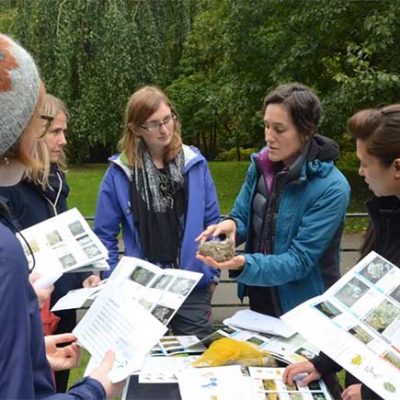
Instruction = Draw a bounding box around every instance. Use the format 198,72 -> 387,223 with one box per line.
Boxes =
282,251 -> 400,400
150,335 -> 206,357
73,256 -> 203,382
19,208 -> 109,286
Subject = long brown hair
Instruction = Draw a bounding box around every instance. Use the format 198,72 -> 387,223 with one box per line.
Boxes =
348,104 -> 400,257
118,86 -> 182,166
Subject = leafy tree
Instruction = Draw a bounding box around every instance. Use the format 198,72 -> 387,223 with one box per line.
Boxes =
11,0 -> 197,162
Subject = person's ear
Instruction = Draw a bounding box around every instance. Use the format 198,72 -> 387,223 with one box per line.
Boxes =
128,122 -> 140,137
393,158 -> 400,177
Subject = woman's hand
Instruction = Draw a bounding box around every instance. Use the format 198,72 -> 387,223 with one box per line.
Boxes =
89,351 -> 126,399
283,361 -> 321,387
29,273 -> 54,309
83,274 -> 101,288
342,384 -> 362,400
196,253 -> 245,270
195,219 -> 237,244
45,333 -> 80,371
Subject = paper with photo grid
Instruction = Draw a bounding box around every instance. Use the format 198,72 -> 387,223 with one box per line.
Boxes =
19,208 -> 108,281
282,251 -> 400,400
150,335 -> 206,357
73,256 -> 202,382
248,367 -> 333,399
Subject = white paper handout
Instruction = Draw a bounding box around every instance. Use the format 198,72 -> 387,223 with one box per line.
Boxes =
51,280 -> 108,311
73,256 -> 203,382
178,365 -> 261,400
150,335 -> 206,357
224,309 -> 296,338
19,208 -> 108,281
139,355 -> 199,383
282,251 -> 400,400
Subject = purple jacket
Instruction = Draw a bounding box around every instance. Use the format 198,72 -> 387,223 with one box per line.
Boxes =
94,145 -> 220,288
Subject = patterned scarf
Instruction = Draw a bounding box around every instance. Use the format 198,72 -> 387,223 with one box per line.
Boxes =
131,146 -> 186,265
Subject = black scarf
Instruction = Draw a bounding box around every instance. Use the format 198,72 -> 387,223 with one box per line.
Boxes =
130,148 -> 187,266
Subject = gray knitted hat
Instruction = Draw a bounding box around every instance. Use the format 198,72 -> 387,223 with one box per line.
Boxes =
0,34 -> 40,156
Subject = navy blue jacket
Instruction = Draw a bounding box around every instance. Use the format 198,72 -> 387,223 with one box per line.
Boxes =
0,167 -> 89,326
0,212 -> 105,398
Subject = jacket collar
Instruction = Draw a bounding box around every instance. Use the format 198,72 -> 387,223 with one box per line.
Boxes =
252,134 -> 338,184
110,144 -> 201,180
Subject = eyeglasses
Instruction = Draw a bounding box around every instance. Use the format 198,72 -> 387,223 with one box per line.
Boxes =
140,114 -> 177,133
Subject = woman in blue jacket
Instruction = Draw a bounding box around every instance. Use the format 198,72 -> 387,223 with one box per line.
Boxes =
0,33 -> 123,399
197,82 -> 350,316
94,85 -> 220,338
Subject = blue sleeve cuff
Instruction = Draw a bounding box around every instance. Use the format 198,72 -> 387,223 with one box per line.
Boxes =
68,376 -> 106,399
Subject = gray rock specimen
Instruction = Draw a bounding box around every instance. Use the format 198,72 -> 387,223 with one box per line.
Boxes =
198,239 -> 235,262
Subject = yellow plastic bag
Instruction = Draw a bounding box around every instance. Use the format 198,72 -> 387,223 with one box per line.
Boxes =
192,337 -> 277,367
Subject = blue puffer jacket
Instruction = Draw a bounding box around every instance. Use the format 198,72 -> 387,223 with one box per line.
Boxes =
231,135 -> 351,313
0,214 -> 105,399
94,145 -> 220,288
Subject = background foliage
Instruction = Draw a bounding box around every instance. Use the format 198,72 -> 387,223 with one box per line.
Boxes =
1,0 -> 400,162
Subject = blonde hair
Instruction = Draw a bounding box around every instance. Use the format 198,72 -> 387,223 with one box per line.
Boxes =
26,94 -> 69,186
41,94 -> 69,170
118,86 -> 182,166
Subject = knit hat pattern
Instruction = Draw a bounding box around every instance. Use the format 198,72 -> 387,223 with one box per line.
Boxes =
0,34 -> 40,156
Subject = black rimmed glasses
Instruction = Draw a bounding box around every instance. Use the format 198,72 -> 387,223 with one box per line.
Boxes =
140,114 -> 177,133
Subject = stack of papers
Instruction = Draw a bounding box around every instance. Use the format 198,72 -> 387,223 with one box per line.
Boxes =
177,366 -> 333,400
224,309 -> 296,338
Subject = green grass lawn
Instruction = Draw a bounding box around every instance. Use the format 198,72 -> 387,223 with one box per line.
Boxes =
67,161 -> 370,232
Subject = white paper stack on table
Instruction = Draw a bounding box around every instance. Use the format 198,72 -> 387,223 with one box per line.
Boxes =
19,208 -> 109,289
177,366 -> 334,400
224,309 -> 296,338
73,256 -> 203,382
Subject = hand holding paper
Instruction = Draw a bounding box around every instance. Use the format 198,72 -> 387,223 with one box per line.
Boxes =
88,351 -> 126,399
45,333 -> 80,371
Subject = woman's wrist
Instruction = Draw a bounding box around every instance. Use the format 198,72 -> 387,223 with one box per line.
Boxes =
235,255 -> 246,270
